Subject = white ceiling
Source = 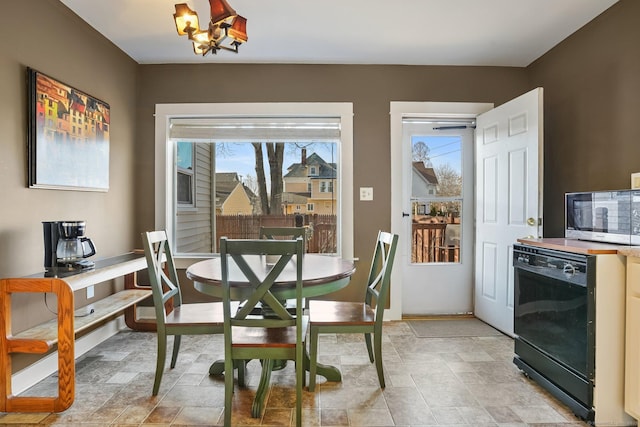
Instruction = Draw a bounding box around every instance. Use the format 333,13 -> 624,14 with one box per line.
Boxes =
59,0 -> 618,66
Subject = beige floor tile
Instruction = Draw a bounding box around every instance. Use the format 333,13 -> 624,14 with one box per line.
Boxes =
0,323 -> 593,426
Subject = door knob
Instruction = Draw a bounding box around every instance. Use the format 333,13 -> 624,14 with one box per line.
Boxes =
527,217 -> 536,226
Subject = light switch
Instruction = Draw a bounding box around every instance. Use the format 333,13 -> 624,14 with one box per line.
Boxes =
360,187 -> 373,201
87,285 -> 94,299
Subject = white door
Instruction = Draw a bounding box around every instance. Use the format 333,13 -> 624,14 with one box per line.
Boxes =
389,102 -> 493,320
474,88 -> 544,336
400,120 -> 475,316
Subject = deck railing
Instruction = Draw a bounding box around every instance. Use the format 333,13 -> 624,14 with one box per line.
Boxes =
412,218 -> 460,263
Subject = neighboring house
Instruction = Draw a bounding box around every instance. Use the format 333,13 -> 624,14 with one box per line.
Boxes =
176,148 -> 257,254
282,150 -> 337,215
412,161 -> 439,215
215,172 -> 257,215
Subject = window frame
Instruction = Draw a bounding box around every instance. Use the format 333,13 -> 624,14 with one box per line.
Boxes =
154,103 -> 354,267
176,141 -> 196,208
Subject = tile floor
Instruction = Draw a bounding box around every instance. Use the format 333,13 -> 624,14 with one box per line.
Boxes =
1,320 -> 592,426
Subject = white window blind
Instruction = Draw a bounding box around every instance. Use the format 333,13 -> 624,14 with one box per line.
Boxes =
169,117 -> 341,141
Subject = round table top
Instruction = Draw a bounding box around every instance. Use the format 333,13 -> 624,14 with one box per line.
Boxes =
186,254 -> 356,299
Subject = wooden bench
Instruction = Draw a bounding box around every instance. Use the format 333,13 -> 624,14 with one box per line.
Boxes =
0,253 -> 153,413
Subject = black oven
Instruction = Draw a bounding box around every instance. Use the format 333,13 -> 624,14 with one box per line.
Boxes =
513,243 -> 596,422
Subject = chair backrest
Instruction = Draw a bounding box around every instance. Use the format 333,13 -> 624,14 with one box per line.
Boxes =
141,230 -> 182,329
219,236 -> 305,335
365,231 -> 399,321
260,225 -> 306,241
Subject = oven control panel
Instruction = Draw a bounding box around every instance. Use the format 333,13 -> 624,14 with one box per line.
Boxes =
513,244 -> 591,287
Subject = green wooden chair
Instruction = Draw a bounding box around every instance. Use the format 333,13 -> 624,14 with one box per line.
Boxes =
220,236 -> 306,427
308,230 -> 398,391
142,230 -> 236,396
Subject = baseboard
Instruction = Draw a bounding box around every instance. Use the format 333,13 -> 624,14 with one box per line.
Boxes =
12,316 -> 127,395
402,313 -> 475,320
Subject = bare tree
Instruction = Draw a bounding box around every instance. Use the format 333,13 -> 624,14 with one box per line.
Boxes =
252,142 -> 285,215
266,142 -> 284,214
435,163 -> 462,215
412,141 -> 431,164
435,163 -> 462,197
252,143 -> 270,214
242,174 -> 259,195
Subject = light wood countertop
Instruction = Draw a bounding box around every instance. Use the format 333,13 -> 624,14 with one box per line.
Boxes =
617,246 -> 640,258
516,238 -> 624,255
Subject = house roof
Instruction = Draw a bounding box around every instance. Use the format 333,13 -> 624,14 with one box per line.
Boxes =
216,172 -> 241,183
215,173 -> 257,207
285,152 -> 336,179
282,192 -> 311,204
413,162 -> 438,185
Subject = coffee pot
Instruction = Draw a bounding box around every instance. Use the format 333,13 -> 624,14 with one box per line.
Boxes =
43,221 -> 96,270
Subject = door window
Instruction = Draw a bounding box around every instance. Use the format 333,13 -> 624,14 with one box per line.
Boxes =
410,127 -> 466,264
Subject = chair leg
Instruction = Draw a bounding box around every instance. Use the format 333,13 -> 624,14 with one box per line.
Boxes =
170,334 -> 181,368
224,357 -> 235,427
373,330 -> 385,389
364,332 -> 374,363
308,327 -> 319,391
296,354 -> 303,427
153,333 -> 167,396
236,360 -> 247,387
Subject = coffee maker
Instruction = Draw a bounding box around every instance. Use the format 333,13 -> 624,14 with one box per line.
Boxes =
43,221 -> 97,272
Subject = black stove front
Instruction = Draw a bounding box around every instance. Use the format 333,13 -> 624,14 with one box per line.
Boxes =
513,244 -> 596,422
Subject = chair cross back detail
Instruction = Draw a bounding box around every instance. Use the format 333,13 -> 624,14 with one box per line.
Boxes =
227,240 -> 299,324
145,231 -> 182,319
365,232 -> 395,317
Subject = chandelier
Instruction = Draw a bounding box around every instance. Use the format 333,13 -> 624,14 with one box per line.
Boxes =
173,0 -> 248,56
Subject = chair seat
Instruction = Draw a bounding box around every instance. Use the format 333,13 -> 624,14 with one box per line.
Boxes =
166,301 -> 237,327
309,300 -> 375,326
232,315 -> 309,347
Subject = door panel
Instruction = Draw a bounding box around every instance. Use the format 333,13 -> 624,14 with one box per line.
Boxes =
481,242 -> 497,299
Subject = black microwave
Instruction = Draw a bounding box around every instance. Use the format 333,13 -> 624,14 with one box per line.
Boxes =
565,190 -> 640,245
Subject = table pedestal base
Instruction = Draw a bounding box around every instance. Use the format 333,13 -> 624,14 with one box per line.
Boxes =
209,351 -> 342,418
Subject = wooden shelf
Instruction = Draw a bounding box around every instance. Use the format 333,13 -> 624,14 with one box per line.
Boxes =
0,253 -> 153,413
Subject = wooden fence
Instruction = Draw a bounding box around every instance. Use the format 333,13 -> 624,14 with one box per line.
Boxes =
215,214 -> 337,253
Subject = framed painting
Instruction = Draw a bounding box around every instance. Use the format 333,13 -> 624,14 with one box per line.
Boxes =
27,68 -> 110,191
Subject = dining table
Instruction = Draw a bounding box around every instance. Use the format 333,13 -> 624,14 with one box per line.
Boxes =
186,253 -> 356,415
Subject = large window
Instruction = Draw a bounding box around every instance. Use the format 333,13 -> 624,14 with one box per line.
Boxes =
154,103 -> 354,264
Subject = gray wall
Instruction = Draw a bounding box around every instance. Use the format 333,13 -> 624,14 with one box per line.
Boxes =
0,0 -> 138,363
529,0 -> 640,237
